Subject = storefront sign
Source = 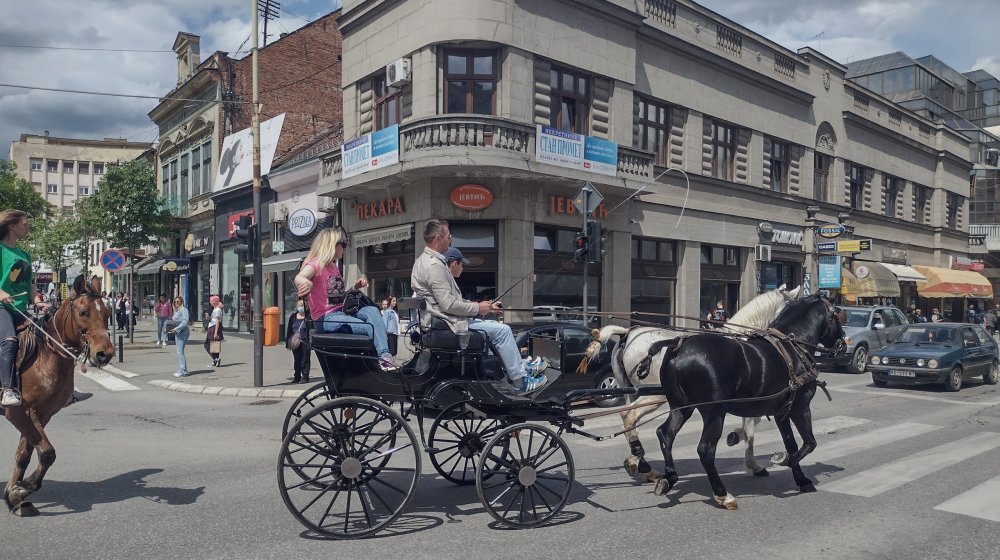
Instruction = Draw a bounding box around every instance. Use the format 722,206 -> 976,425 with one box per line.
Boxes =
352,224 -> 413,248
854,265 -> 870,279
342,124 -> 400,179
548,195 -> 608,218
186,228 -> 214,256
837,239 -> 872,253
356,197 -> 405,220
227,211 -> 254,239
450,184 -> 493,211
162,258 -> 190,274
818,255 -> 842,288
951,256 -> 985,271
817,223 -> 846,238
881,247 -> 908,264
817,241 -> 837,252
214,113 -> 285,192
758,222 -> 774,234
287,208 -> 318,237
535,125 -> 618,177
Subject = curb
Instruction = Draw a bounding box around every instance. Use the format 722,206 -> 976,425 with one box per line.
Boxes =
147,379 -> 306,399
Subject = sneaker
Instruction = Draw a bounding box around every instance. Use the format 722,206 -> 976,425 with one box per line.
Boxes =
517,374 -> 548,395
523,357 -> 549,377
1,388 -> 22,407
173,371 -> 189,378
378,355 -> 399,372
213,359 -> 222,367
206,363 -> 217,368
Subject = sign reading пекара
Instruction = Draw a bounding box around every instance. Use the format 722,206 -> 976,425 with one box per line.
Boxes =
535,125 -> 618,177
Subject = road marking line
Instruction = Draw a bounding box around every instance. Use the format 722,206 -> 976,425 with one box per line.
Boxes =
79,368 -> 141,391
102,364 -> 139,378
714,415 -> 871,459
933,475 -> 1000,522
826,386 -> 999,407
804,422 -> 941,466
821,432 -> 1000,497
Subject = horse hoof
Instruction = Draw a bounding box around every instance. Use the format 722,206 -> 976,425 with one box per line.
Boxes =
623,457 -> 639,478
753,468 -> 769,477
643,470 -> 662,484
726,431 -> 740,447
653,478 -> 671,496
14,502 -> 39,517
771,452 -> 789,466
715,495 -> 739,510
800,483 -> 817,493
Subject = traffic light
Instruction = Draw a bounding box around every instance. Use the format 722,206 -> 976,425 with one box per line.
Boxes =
234,215 -> 255,261
586,220 -> 605,263
573,231 -> 588,262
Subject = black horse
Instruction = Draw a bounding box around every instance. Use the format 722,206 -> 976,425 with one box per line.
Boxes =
651,294 -> 845,509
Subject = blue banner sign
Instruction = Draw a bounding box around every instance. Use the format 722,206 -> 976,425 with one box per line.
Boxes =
818,255 -> 842,288
342,124 -> 400,179
535,125 -> 618,177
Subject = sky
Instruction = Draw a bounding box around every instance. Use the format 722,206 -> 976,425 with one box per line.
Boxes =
0,0 -> 997,160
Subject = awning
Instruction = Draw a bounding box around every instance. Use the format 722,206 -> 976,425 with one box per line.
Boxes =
880,263 -> 927,282
841,262 -> 901,298
245,251 -> 308,274
113,255 -> 155,275
136,259 -> 165,275
981,267 -> 1000,279
351,224 -> 413,249
913,266 -> 993,299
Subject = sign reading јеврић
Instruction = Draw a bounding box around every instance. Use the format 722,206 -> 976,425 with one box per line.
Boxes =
342,124 -> 400,179
535,125 -> 618,177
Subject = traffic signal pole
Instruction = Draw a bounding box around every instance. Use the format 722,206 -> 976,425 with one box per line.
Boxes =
581,185 -> 590,328
250,0 -> 264,388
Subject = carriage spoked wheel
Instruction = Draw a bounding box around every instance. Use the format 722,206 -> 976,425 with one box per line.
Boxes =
475,423 -> 575,529
277,397 -> 421,539
281,382 -> 334,439
427,401 -> 506,485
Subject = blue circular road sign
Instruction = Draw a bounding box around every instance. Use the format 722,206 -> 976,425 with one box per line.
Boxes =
100,249 -> 126,272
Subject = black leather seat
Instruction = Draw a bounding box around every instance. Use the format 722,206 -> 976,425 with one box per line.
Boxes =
309,330 -> 376,351
422,318 -> 487,352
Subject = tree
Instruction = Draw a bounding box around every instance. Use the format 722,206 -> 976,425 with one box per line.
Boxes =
0,160 -> 51,219
73,195 -> 102,272
23,211 -> 78,284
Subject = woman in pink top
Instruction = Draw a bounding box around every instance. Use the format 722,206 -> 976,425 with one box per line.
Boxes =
154,294 -> 172,346
293,227 -> 397,371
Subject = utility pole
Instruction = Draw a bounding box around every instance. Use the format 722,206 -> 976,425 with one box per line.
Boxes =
580,186 -> 590,328
251,0 -> 264,388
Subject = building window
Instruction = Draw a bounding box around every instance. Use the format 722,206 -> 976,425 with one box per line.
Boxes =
161,164 -> 169,193
709,119 -> 737,181
29,159 -> 41,171
169,160 -> 178,199
947,193 -> 960,229
46,184 -> 57,194
637,97 -> 670,165
180,153 -> 189,200
201,141 -> 212,194
62,161 -> 74,173
444,49 -> 496,115
701,244 -> 739,267
79,162 -> 90,174
814,153 -> 831,201
79,186 -> 89,196
631,237 -> 675,262
373,72 -> 403,128
849,163 -> 867,210
191,146 -> 201,195
549,66 -> 589,133
47,161 -> 58,173
93,162 -> 104,174
914,185 -> 930,224
767,138 -> 790,193
883,175 -> 900,218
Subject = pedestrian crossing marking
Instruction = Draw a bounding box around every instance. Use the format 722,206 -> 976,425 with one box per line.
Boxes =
802,422 -> 940,466
820,432 -> 1000,497
933,475 -> 1000,523
827,386 -> 999,407
79,368 -> 140,392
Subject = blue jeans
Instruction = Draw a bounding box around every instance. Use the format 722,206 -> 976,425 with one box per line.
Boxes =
175,330 -> 189,375
156,317 -> 168,343
321,306 -> 390,357
468,319 -> 525,383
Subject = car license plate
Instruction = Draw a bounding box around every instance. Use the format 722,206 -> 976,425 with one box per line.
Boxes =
890,370 -> 915,377
814,351 -> 822,357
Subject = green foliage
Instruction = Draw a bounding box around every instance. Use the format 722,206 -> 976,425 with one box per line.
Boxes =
0,160 -> 51,219
89,160 -> 170,252
24,210 -> 78,276
73,196 -> 102,268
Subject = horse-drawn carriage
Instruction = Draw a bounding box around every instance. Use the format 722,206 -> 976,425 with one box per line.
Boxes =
276,292 -> 845,538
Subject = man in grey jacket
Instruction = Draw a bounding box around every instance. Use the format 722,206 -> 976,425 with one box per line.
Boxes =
411,219 -> 548,394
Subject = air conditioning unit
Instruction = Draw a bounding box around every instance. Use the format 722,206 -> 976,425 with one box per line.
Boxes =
268,202 -> 288,223
317,196 -> 339,214
754,244 -> 772,262
386,57 -> 412,87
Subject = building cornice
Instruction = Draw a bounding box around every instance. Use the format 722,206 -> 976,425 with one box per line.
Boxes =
841,111 -> 971,170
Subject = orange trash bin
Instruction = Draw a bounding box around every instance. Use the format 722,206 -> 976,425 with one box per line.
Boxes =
264,306 -> 281,346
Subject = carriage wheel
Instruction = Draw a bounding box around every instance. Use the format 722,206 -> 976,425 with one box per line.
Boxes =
476,423 -> 574,529
427,401 -> 505,485
277,397 -> 420,539
281,382 -> 333,439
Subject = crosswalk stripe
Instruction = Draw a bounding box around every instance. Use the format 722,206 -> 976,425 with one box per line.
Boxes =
933,475 -> 1000,522
803,422 -> 940,466
79,368 -> 141,392
820,432 -> 1000,497
715,416 -> 871,459
826,386 -> 999,407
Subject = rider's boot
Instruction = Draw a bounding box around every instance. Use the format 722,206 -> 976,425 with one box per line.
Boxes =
0,336 -> 21,407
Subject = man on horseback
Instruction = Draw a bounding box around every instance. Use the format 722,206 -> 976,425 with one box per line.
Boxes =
0,210 -> 47,407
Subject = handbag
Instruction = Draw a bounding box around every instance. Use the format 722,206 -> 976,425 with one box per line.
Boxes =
289,320 -> 307,350
342,290 -> 377,316
209,340 -> 222,353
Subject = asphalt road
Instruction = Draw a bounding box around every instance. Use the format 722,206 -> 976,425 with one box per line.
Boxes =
2,367 -> 999,560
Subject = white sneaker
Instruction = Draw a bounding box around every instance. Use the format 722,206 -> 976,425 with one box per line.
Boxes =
1,388 -> 22,407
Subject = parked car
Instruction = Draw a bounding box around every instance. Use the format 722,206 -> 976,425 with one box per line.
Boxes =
868,323 -> 999,391
818,305 -> 909,373
531,306 -> 600,327
514,322 -> 622,407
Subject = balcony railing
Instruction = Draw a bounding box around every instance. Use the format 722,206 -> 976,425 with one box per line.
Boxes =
321,115 -> 654,183
161,195 -> 189,218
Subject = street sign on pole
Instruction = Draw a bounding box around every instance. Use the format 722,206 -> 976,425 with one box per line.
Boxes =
573,182 -> 604,216
100,249 -> 126,272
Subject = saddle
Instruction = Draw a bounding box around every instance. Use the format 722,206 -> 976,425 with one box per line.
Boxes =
14,315 -> 48,374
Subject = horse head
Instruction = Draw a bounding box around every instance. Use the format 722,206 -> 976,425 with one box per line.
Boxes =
771,293 -> 846,351
58,275 -> 115,367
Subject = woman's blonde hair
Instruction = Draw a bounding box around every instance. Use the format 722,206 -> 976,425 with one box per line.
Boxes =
305,227 -> 346,268
0,209 -> 28,240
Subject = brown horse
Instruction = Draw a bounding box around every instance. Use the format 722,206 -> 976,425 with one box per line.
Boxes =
2,275 -> 114,516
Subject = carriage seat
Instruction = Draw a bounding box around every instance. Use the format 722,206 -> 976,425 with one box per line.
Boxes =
308,329 -> 376,352
397,296 -> 487,353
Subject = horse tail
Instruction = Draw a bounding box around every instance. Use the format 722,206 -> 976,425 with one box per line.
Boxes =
577,325 -> 630,374
636,337 -> 683,381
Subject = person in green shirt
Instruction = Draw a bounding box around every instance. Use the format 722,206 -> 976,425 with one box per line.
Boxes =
0,209 -> 46,407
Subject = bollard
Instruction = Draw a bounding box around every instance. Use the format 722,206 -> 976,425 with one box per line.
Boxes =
118,335 -> 124,363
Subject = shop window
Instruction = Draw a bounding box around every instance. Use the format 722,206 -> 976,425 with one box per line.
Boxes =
373,71 -> 403,128
444,49 -> 497,115
637,97 -> 670,165
631,236 -> 675,262
631,277 -> 674,326
535,227 -> 581,254
709,119 -> 737,181
366,237 -> 416,257
701,244 -> 739,267
451,223 -> 496,249
767,137 -> 789,193
549,66 -> 589,133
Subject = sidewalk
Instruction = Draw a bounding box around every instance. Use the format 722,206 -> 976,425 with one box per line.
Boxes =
104,317 -> 413,399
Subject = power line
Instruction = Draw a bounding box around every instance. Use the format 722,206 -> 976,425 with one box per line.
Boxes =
0,43 -> 172,53
0,83 -> 249,104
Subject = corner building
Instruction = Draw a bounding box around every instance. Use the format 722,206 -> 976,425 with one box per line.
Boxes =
319,0 -> 974,327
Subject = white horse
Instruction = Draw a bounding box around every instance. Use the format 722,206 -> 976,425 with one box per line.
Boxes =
581,285 -> 805,482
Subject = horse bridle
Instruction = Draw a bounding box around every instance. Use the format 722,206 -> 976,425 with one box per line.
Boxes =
48,292 -> 100,366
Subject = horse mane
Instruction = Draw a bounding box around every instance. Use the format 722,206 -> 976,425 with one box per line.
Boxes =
770,293 -> 826,336
723,287 -> 791,334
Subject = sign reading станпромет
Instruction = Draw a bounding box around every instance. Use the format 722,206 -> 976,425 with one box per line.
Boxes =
342,125 -> 400,179
535,125 -> 618,177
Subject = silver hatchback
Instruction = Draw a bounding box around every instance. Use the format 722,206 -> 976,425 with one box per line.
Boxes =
821,305 -> 910,373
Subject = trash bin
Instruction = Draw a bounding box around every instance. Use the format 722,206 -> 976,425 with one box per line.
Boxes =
264,307 -> 281,346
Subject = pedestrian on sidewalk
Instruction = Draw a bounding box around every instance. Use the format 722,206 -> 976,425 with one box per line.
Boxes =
381,297 -> 399,355
286,299 -> 310,383
204,294 -> 224,367
168,296 -> 190,378
154,294 -> 171,346
115,292 -> 128,331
